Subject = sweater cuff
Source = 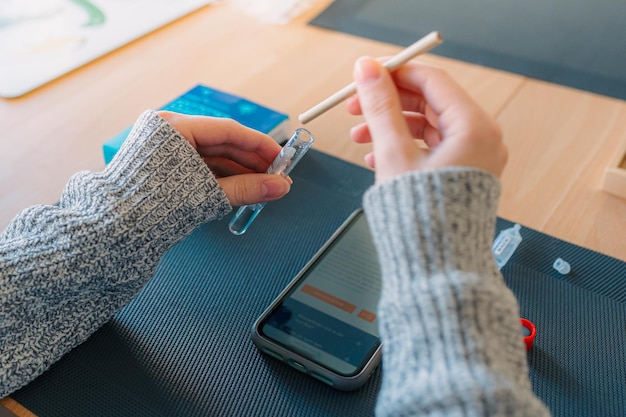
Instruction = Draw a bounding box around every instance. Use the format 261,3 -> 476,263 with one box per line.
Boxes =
75,110 -> 231,226
363,168 -> 501,284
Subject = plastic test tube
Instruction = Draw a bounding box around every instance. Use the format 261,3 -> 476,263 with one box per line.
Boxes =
492,223 -> 522,269
229,128 -> 314,235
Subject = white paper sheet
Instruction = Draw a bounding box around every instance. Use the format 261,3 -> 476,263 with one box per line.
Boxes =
231,0 -> 315,25
0,0 -> 215,98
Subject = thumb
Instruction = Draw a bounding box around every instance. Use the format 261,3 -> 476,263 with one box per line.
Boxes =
218,174 -> 291,206
353,57 -> 412,148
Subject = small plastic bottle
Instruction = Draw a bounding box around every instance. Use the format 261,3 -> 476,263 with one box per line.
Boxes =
492,224 -> 522,269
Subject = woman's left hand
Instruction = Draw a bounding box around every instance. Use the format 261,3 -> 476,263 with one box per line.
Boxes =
159,111 -> 291,206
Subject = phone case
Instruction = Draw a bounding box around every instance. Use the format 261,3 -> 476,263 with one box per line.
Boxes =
251,209 -> 382,391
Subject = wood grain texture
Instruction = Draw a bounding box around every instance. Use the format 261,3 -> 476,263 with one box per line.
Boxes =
497,79 -> 626,260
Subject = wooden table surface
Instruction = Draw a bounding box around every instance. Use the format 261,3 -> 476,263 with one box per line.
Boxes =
1,2 -> 625,414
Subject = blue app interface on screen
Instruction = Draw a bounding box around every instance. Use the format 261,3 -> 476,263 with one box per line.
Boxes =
261,212 -> 381,375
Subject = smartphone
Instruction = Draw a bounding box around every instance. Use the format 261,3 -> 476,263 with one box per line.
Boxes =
252,209 -> 382,391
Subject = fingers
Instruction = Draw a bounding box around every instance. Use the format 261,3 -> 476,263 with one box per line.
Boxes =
354,57 -> 437,183
348,61 -> 474,128
353,58 -> 421,180
363,152 -> 376,169
393,62 -> 477,117
392,62 -> 507,178
350,58 -> 507,180
201,156 -> 254,178
157,112 -> 294,206
350,113 -> 442,148
353,57 -> 412,138
199,144 -> 273,174
347,85 -> 426,116
158,111 -> 282,173
218,174 -> 291,206
349,60 -> 472,116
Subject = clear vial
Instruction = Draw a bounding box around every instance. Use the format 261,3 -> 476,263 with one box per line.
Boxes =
492,223 -> 522,269
229,128 -> 314,235
228,203 -> 266,236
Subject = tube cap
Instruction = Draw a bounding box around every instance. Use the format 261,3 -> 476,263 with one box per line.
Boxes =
553,258 -> 571,275
520,318 -> 536,351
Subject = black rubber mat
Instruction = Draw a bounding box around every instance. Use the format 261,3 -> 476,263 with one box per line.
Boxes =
310,0 -> 626,101
12,150 -> 626,416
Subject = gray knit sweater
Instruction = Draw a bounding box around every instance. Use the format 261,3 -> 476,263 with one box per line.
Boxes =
364,172 -> 550,416
0,110 -> 549,416
1,111 -> 231,397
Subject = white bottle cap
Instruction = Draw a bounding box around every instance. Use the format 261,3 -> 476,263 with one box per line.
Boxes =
553,258 -> 571,275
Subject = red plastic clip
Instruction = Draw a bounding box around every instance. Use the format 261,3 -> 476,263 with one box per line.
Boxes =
520,318 -> 536,351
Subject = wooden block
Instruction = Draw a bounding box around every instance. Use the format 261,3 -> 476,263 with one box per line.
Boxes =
602,138 -> 626,198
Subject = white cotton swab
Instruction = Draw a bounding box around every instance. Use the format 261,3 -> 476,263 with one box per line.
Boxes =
298,31 -> 443,124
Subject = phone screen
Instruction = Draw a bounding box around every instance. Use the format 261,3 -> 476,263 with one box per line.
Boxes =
258,211 -> 381,376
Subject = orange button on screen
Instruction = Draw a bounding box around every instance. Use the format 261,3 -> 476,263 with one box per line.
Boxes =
301,284 -> 357,314
357,309 -> 377,322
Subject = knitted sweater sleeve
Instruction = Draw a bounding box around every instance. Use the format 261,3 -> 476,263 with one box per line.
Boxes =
363,168 -> 550,417
0,110 -> 232,397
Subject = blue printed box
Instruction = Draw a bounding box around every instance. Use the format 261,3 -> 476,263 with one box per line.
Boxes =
103,85 -> 290,164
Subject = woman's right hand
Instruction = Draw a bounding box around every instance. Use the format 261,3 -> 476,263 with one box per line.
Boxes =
346,57 -> 507,184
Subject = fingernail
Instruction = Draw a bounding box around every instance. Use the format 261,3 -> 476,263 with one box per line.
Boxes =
354,57 -> 381,83
263,178 -> 291,199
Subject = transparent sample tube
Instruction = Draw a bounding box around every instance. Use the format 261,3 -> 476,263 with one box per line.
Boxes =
492,223 -> 522,269
229,128 -> 314,235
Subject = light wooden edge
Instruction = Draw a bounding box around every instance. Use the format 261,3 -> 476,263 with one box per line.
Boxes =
0,398 -> 37,417
602,137 -> 626,198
